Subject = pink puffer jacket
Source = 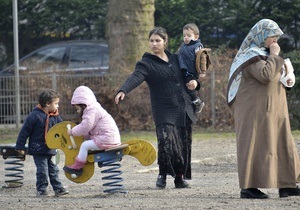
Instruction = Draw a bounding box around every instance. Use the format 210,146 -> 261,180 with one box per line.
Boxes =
70,86 -> 121,149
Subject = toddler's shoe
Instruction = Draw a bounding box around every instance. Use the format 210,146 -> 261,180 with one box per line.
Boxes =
193,98 -> 205,114
63,157 -> 85,176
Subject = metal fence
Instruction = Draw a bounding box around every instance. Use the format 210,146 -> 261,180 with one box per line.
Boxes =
0,73 -> 108,123
0,71 -> 234,130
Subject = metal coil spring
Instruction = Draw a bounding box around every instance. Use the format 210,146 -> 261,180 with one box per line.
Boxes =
100,159 -> 127,193
3,156 -> 25,188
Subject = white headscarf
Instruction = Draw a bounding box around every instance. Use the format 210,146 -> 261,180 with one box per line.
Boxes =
227,19 -> 283,106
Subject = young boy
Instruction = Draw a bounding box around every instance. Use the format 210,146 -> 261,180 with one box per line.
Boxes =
15,88 -> 69,197
178,23 -> 211,114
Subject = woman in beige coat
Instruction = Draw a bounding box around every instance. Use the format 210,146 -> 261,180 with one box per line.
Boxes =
227,19 -> 300,199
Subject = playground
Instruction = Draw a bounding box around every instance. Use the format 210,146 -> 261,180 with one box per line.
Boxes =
1,132 -> 300,210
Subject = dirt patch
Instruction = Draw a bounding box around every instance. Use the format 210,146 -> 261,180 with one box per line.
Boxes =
1,138 -> 300,210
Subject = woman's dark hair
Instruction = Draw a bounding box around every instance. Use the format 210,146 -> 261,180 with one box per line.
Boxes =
149,27 -> 168,47
38,88 -> 61,107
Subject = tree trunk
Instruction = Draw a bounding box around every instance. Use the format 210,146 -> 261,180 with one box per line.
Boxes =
106,0 -> 155,74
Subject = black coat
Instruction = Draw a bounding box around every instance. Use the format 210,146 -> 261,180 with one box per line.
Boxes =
118,51 -> 198,127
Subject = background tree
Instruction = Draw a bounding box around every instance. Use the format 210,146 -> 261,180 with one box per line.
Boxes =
106,0 -> 155,74
154,0 -> 300,52
1,0 -> 300,68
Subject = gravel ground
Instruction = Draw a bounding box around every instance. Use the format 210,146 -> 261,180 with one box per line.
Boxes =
1,136 -> 300,210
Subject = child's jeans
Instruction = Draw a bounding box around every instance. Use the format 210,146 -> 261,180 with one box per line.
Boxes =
33,154 -> 63,192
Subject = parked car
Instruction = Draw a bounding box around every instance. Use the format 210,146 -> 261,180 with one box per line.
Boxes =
0,40 -> 109,123
0,40 -> 109,76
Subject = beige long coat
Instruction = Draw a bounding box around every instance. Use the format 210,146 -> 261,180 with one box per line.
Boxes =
233,54 -> 300,189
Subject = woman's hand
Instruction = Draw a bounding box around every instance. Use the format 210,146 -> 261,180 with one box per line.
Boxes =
115,91 -> 126,104
270,42 -> 280,55
186,80 -> 198,90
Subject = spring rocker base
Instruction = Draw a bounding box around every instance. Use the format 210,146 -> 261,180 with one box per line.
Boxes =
0,145 -> 27,188
46,121 -> 157,193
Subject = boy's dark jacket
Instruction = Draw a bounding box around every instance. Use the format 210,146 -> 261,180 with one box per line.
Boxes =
178,39 -> 203,79
15,106 -> 62,155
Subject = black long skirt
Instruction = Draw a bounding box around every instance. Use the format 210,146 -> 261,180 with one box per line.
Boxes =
156,123 -> 192,179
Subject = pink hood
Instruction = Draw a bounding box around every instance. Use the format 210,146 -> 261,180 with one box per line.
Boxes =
71,86 -> 97,106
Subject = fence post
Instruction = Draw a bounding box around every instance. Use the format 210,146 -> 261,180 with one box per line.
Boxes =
52,73 -> 57,91
13,0 -> 21,129
210,69 -> 216,128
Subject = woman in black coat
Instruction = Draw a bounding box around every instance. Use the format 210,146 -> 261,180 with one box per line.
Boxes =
115,27 -> 200,189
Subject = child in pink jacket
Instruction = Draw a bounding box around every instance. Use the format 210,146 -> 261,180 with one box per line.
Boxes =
63,86 -> 121,175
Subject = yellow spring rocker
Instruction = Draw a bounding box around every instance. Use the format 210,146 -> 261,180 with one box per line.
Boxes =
45,121 -> 157,193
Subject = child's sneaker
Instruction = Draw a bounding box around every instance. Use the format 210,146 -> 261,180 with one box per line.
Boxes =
54,187 -> 69,197
37,190 -> 48,197
193,98 -> 205,114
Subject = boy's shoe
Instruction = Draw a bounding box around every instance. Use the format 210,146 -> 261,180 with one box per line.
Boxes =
193,98 -> 205,114
54,187 -> 69,197
37,190 -> 48,197
156,175 -> 167,189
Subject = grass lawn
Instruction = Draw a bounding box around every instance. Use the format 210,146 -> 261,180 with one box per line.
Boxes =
1,126 -> 300,145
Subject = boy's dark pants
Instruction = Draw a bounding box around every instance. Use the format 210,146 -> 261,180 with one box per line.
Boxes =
33,154 -> 63,192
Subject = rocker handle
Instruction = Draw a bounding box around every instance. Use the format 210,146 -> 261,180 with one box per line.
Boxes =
67,124 -> 77,149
